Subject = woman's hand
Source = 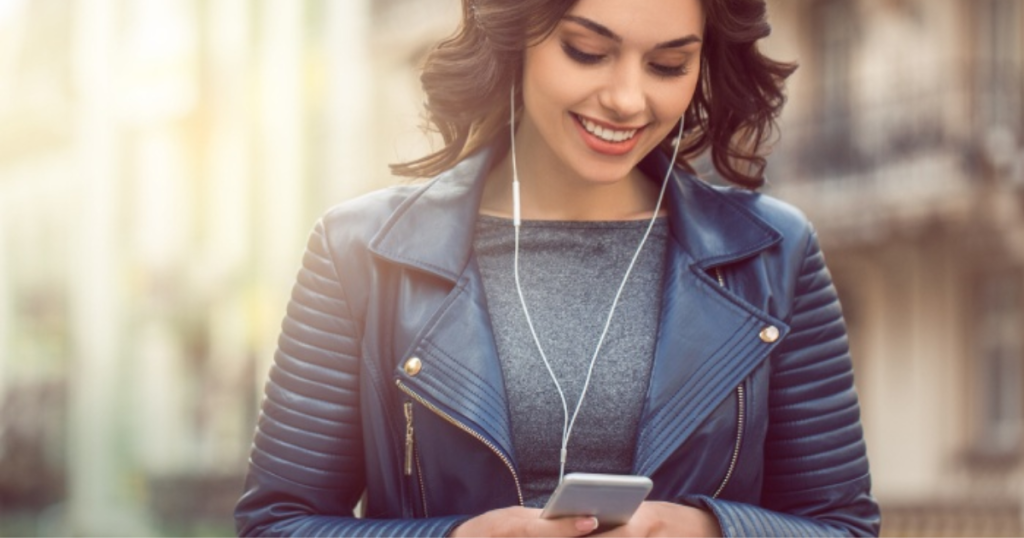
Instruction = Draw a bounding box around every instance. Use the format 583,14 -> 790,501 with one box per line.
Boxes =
450,507 -> 599,537
591,501 -> 722,537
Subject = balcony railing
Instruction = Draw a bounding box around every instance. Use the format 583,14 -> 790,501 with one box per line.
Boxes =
770,82 -> 1022,182
762,82 -> 1024,241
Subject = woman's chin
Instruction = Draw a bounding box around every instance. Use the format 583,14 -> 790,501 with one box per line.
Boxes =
569,159 -> 644,186
572,170 -> 634,186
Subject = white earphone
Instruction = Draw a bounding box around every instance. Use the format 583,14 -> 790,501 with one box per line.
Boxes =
508,85 -> 685,482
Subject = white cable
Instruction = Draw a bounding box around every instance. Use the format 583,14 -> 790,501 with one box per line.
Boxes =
511,86 -> 521,226
509,85 -> 685,482
511,86 -> 570,474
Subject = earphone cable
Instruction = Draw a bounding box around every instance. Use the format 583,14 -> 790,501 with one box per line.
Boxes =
509,85 -> 684,482
510,88 -> 571,471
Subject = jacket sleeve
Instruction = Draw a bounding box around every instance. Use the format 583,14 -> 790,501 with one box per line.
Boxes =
684,228 -> 881,537
234,218 -> 469,537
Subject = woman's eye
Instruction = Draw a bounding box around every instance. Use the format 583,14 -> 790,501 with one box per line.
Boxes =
649,62 -> 690,78
561,42 -> 604,65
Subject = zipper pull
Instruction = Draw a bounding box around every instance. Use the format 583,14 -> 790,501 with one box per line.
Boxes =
404,402 -> 414,476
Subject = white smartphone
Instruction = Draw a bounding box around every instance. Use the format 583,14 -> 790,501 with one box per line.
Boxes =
540,473 -> 654,527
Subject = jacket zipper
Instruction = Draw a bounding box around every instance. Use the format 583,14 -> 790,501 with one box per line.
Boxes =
712,383 -> 745,498
404,401 -> 431,516
396,379 -> 524,506
404,402 -> 415,476
712,267 -> 744,499
415,441 -> 430,517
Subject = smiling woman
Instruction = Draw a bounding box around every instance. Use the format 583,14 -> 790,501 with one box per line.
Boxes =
487,0 -> 703,219
394,0 -> 794,191
235,0 -> 880,536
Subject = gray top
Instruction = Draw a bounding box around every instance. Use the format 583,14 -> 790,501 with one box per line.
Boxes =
473,215 -> 668,507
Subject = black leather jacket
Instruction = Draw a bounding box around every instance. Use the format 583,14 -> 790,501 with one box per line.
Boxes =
235,148 -> 881,537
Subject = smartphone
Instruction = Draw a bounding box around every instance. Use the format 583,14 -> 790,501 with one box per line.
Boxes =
540,473 -> 654,527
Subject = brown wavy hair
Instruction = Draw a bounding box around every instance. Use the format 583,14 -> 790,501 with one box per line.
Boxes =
391,0 -> 797,190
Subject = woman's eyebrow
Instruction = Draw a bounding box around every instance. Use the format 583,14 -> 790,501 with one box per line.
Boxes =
563,15 -> 620,42
654,35 -> 702,49
562,15 -> 702,49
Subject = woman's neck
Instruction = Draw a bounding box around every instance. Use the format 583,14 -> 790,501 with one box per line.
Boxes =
480,147 -> 662,222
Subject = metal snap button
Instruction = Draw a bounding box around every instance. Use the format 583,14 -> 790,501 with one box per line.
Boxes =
403,357 -> 423,376
759,326 -> 780,343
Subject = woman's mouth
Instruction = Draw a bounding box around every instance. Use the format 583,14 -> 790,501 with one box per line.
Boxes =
572,113 -> 646,156
578,115 -> 639,142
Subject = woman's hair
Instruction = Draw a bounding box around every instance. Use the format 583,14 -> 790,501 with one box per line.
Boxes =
391,0 -> 797,190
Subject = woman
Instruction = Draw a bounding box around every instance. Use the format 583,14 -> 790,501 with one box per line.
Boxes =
235,0 -> 881,536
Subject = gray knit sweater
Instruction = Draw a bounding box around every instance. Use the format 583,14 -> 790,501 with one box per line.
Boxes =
473,215 -> 668,507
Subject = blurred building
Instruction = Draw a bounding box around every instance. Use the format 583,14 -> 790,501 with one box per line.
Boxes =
765,0 -> 1024,535
0,0 -> 456,535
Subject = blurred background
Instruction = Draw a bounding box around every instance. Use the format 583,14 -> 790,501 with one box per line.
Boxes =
0,0 -> 1021,535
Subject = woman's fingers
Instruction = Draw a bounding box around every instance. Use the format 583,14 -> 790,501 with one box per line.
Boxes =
452,507 -> 600,537
588,501 -> 722,537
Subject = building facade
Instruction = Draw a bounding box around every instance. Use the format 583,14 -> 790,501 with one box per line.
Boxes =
765,0 -> 1024,534
0,0 -> 457,535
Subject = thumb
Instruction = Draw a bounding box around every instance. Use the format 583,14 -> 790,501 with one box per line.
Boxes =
574,516 -> 600,534
527,515 -> 599,537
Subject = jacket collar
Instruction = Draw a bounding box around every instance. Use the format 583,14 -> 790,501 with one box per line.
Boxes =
368,150 -> 494,282
369,146 -> 782,278
638,150 -> 783,269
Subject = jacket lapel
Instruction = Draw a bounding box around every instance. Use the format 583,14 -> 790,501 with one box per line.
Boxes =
633,152 -> 790,475
370,150 -> 519,465
633,240 -> 789,475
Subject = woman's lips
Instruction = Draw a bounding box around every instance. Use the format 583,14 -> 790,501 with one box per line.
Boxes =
572,113 -> 646,156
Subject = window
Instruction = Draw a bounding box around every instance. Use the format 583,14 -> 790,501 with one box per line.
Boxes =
974,271 -> 1024,455
809,0 -> 857,174
975,0 -> 1023,132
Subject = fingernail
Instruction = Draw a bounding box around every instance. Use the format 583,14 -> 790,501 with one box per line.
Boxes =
576,516 -> 599,532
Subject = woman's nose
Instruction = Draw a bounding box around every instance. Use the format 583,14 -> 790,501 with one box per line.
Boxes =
598,61 -> 646,120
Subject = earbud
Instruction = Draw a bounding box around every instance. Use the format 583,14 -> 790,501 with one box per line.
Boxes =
510,86 -> 522,227
671,117 -> 685,148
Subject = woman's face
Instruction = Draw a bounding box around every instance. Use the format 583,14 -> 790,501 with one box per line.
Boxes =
517,0 -> 704,185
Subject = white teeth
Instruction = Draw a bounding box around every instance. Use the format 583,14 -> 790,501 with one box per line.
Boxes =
579,116 -> 638,143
